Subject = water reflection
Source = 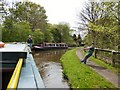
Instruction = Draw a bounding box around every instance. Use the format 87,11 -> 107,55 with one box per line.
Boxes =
33,49 -> 70,88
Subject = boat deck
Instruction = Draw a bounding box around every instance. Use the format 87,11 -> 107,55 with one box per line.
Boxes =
18,52 -> 45,88
1,43 -> 45,88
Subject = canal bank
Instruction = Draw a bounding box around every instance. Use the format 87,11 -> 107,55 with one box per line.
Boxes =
33,49 -> 70,88
60,48 -> 115,88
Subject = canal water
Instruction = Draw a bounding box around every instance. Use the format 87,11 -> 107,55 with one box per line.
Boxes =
33,49 -> 70,88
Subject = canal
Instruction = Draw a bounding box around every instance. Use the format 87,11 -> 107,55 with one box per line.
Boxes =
33,49 -> 70,88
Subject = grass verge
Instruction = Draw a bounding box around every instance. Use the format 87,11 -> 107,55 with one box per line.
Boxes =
60,48 -> 115,88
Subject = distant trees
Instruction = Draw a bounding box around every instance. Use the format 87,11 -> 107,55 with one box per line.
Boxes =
72,34 -> 77,43
50,23 -> 74,44
32,29 -> 44,44
1,1 -> 74,45
2,21 -> 32,42
2,20 -> 74,45
43,29 -> 53,42
1,1 -> 48,44
78,1 -> 119,50
78,34 -> 82,45
72,34 -> 82,46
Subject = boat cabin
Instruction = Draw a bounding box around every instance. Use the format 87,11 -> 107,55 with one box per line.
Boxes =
44,43 -> 68,47
33,43 -> 68,50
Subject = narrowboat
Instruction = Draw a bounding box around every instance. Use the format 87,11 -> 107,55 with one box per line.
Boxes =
0,42 -> 45,89
33,43 -> 68,50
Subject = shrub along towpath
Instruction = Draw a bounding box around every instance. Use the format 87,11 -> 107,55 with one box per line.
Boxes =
76,48 -> 119,88
61,48 -> 116,88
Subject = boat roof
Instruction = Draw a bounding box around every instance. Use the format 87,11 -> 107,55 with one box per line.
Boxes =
44,42 -> 67,44
0,43 -> 28,52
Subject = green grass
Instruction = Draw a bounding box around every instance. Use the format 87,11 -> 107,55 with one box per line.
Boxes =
80,48 -> 120,75
60,48 -> 115,88
90,57 -> 120,75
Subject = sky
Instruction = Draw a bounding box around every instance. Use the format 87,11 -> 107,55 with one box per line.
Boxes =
29,0 -> 88,31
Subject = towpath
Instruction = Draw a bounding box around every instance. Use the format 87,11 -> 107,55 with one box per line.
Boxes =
76,48 -> 119,88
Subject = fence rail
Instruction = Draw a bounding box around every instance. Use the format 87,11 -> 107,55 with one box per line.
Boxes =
94,48 -> 120,66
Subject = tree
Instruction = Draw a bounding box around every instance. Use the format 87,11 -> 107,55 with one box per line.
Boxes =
51,23 -> 72,43
77,34 -> 82,45
32,29 -> 44,44
72,34 -> 77,44
78,1 -> 119,50
0,0 -> 7,25
0,24 -> 2,40
2,21 -> 32,42
7,1 -> 47,31
44,29 -> 53,42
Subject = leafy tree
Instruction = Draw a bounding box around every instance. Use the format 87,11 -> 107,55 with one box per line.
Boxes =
51,23 -> 73,43
60,23 -> 72,43
13,21 -> 32,42
72,34 -> 82,46
77,34 -> 82,45
2,19 -> 45,44
78,1 -> 119,50
72,34 -> 77,43
7,1 -> 47,31
2,21 -> 32,42
32,29 -> 44,44
0,24 -> 2,40
0,0 -> 7,25
51,27 -> 62,43
44,29 -> 53,42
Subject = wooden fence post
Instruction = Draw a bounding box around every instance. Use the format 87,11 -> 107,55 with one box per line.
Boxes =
112,51 -> 115,66
94,49 -> 98,58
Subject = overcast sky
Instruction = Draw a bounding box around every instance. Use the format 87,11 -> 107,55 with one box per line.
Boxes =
29,0 -> 88,30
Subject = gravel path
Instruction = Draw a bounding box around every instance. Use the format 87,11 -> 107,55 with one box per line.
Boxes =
76,48 -> 119,88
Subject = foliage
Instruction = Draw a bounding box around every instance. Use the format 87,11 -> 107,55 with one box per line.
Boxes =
78,1 -> 119,51
32,29 -> 44,44
2,21 -> 32,42
43,29 -> 53,42
50,23 -> 74,44
72,34 -> 82,46
0,24 -> 2,40
1,1 -> 75,45
61,48 -> 115,88
6,1 -> 47,31
2,19 -> 74,44
72,34 -> 77,43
